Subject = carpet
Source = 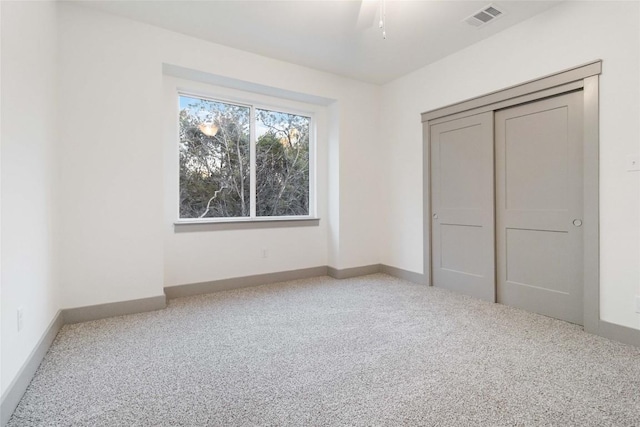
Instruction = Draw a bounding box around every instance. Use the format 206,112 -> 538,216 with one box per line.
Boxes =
8,274 -> 640,426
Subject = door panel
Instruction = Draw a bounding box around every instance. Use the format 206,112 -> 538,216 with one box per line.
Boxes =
505,228 -> 570,293
430,112 -> 495,301
495,91 -> 584,324
504,107 -> 569,211
439,125 -> 486,210
440,224 -> 485,277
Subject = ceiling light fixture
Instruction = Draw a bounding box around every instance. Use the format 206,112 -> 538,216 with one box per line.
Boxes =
379,0 -> 386,39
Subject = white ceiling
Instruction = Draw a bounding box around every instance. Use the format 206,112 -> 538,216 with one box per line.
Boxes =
72,0 -> 562,84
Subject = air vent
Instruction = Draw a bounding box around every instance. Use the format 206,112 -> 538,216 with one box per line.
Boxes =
465,4 -> 504,27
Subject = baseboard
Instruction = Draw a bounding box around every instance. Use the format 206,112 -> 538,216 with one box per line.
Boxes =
377,266 -> 640,346
1,310 -> 64,427
597,320 -> 640,347
326,264 -> 427,284
380,264 -> 428,285
164,266 -> 329,299
165,264 -> 425,299
4,266 -> 637,426
62,295 -> 167,324
327,264 -> 381,279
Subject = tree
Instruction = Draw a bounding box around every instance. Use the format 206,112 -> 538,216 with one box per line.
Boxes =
179,96 -> 309,219
256,109 -> 309,216
179,97 -> 250,218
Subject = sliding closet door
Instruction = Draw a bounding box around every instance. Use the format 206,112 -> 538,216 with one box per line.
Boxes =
430,112 -> 495,301
495,91 -> 584,324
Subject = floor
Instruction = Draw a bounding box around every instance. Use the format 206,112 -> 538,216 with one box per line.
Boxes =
8,274 -> 640,426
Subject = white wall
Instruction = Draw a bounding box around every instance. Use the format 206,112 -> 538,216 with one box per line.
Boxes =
57,3 -> 381,307
380,1 -> 640,330
1,1 -> 60,395
161,77 -> 331,285
6,0 -> 636,401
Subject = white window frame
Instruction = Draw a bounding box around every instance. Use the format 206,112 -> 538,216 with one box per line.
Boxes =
175,90 -> 318,225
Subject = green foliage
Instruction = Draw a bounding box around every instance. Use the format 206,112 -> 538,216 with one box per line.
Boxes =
179,97 -> 309,218
256,109 -> 309,216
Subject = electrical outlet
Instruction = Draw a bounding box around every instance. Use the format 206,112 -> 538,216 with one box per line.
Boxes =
636,296 -> 640,314
17,307 -> 24,332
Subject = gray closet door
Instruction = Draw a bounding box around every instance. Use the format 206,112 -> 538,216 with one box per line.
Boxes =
495,91 -> 584,325
430,112 -> 495,301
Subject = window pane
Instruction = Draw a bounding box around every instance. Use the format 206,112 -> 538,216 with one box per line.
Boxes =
179,95 -> 250,218
256,109 -> 310,217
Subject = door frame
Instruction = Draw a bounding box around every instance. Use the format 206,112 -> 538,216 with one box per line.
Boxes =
421,60 -> 601,335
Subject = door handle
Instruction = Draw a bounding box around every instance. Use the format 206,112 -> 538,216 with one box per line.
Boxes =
573,219 -> 582,227
433,213 -> 438,220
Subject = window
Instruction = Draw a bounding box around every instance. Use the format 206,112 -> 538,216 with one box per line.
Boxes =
178,94 -> 312,220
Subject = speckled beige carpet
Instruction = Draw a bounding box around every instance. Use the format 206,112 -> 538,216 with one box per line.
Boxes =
8,274 -> 640,426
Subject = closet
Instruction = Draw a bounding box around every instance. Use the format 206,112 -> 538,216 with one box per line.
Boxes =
422,62 -> 600,326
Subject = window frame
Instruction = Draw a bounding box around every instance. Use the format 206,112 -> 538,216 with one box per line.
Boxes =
175,90 -> 318,225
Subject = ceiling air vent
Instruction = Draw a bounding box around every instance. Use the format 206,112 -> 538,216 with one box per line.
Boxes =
465,4 -> 504,27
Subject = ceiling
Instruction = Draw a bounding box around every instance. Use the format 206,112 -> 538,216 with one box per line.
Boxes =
72,0 -> 562,84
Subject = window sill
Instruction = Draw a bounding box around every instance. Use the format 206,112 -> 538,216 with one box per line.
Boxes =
174,217 -> 320,232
